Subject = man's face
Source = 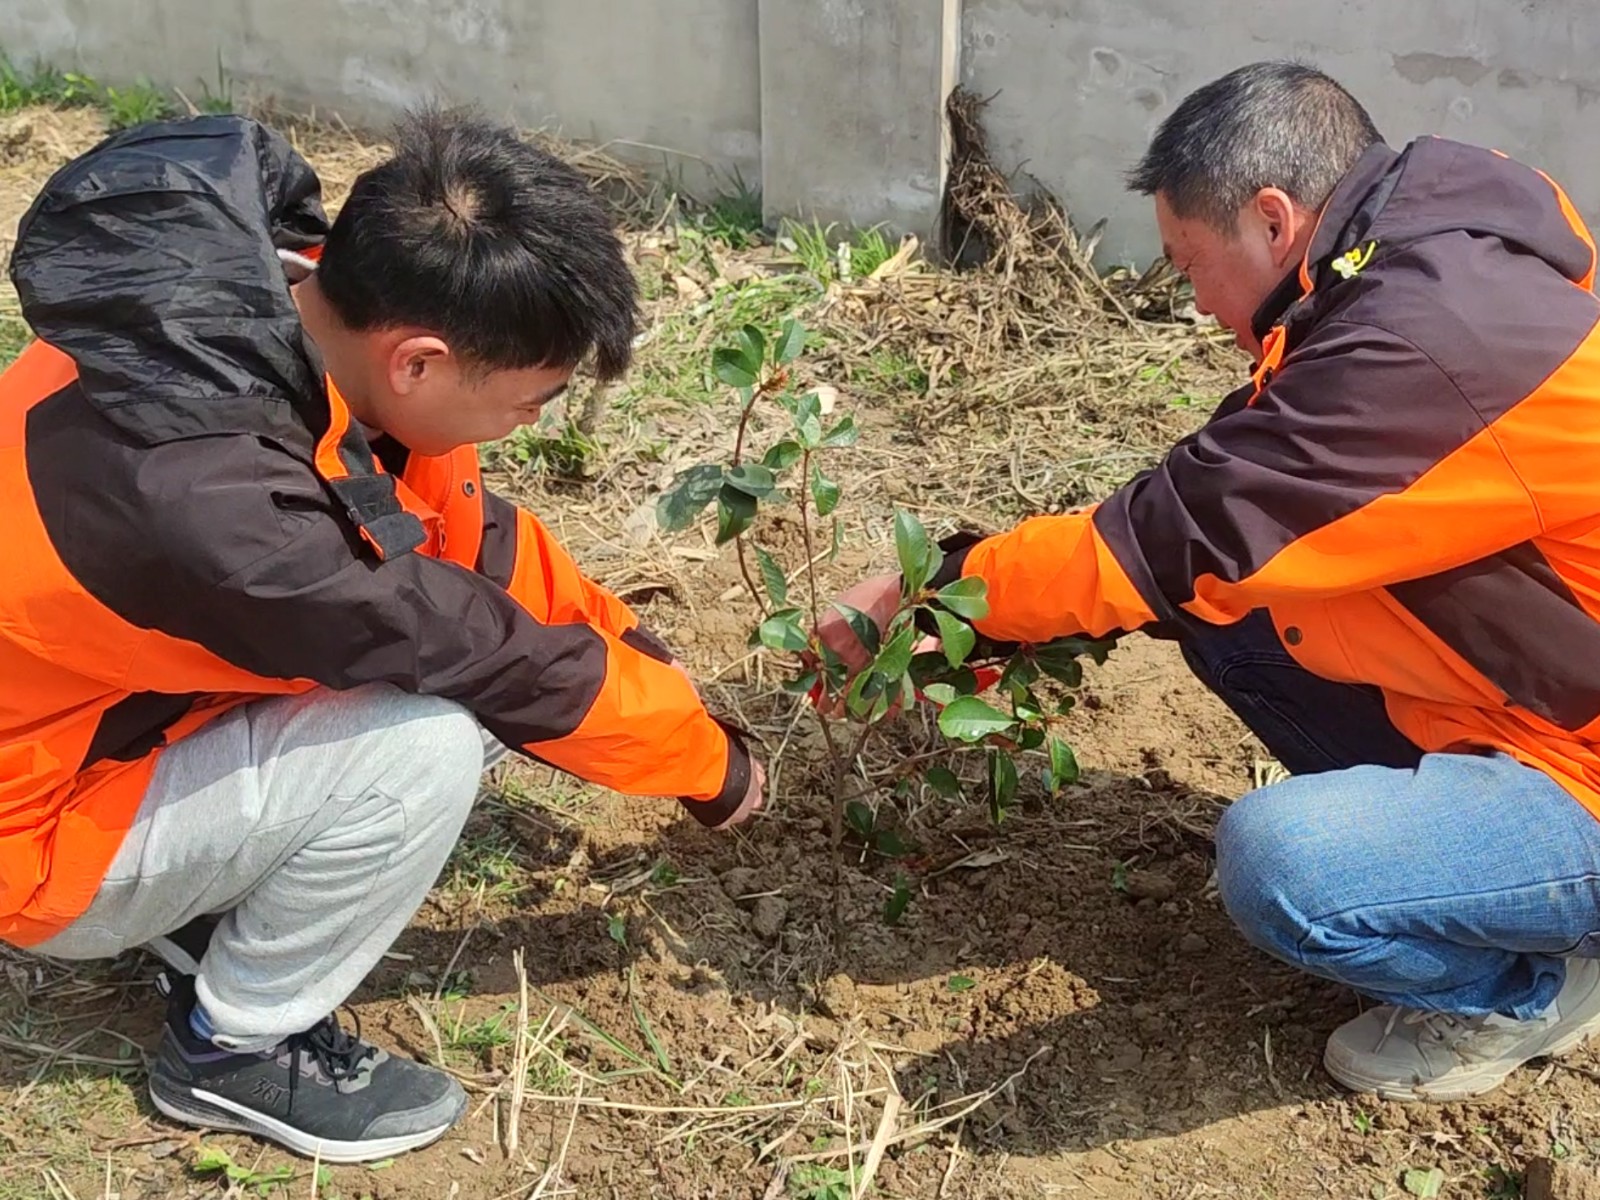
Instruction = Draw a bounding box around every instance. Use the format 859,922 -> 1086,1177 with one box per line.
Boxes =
1155,190 -> 1307,363
368,348 -> 574,457
338,330 -> 574,458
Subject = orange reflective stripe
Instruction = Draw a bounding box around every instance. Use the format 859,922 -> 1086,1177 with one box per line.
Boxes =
1180,421 -> 1539,624
1536,167 -> 1597,290
1250,325 -> 1287,401
315,376 -> 356,482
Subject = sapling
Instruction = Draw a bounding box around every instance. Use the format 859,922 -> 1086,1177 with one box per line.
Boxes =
657,319 -> 1113,932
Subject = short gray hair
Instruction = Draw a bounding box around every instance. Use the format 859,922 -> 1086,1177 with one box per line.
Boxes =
1127,61 -> 1383,230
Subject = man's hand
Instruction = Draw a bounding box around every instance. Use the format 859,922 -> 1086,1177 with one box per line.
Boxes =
711,757 -> 766,830
814,573 -> 902,674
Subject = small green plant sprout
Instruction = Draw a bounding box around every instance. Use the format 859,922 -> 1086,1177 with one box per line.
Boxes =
191,1145 -> 294,1195
655,318 -> 1112,932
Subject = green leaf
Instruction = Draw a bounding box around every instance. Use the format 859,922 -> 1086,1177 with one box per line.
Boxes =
1111,860 -> 1130,893
1048,737 -> 1080,794
873,622 -> 918,681
713,347 -> 758,389
810,463 -> 841,516
1402,1168 -> 1444,1199
1019,727 -> 1045,750
938,696 -> 1015,743
775,317 -> 807,365
794,391 -> 824,447
883,874 -> 912,925
715,485 -> 758,545
655,463 -> 724,532
947,974 -> 976,993
783,669 -> 820,695
762,440 -> 803,472
724,463 -> 777,498
988,750 -> 1019,823
874,829 -> 911,858
832,602 -> 880,657
925,767 -> 962,798
933,610 -> 976,669
821,416 -> 859,449
999,654 -> 1040,696
845,800 -> 875,839
738,324 -> 766,373
754,545 -> 788,608
894,508 -> 939,594
193,1147 -> 234,1174
607,913 -> 628,946
1013,688 -> 1046,723
757,608 -> 809,652
921,682 -> 958,707
936,576 -> 990,621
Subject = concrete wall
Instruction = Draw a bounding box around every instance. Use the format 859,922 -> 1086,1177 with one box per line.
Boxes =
963,0 -> 1600,265
0,0 -> 763,195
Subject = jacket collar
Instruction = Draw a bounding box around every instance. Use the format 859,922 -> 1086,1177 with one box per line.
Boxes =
1249,142 -> 1402,343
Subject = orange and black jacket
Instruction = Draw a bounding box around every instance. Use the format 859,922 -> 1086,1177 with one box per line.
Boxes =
0,116 -> 749,946
938,136 -> 1600,814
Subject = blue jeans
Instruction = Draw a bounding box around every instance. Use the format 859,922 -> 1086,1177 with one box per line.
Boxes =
1179,611 -> 1600,1020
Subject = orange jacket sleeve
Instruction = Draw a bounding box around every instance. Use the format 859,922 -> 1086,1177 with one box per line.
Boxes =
947,320 -> 1560,643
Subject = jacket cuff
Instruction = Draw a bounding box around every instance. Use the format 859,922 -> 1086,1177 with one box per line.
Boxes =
678,717 -> 753,828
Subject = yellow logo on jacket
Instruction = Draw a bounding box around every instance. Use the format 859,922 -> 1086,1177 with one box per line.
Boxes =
1331,241 -> 1379,280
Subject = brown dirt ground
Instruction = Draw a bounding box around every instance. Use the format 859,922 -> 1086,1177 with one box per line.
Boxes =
2,104 -> 1599,1200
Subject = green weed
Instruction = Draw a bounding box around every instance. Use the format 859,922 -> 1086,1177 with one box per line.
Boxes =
698,172 -> 764,248
102,79 -> 175,130
850,347 -> 929,398
443,1000 -> 516,1059
445,827 -> 527,901
192,1144 -> 294,1195
0,320 -> 32,372
781,220 -> 897,283
0,58 -> 96,112
789,1162 -> 863,1200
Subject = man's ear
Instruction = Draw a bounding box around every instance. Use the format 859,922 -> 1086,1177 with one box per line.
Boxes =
1254,188 -> 1312,270
387,335 -> 451,397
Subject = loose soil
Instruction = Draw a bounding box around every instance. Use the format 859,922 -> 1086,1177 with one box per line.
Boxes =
1,102 -> 1596,1200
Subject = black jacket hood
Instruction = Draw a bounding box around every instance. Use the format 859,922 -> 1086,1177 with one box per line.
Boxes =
10,115 -> 331,447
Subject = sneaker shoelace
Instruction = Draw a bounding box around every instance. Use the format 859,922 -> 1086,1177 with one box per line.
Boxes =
285,1009 -> 378,1113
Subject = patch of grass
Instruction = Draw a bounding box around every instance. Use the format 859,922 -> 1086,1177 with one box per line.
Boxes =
0,320 -> 33,372
444,826 -> 528,902
192,1144 -> 294,1195
697,172 -> 764,248
443,1000 -> 516,1059
191,51 -> 237,115
781,219 -> 897,284
788,1162 -> 863,1200
619,272 -> 822,413
486,419 -> 598,480
0,57 -> 97,112
0,58 -> 179,129
102,79 -> 175,130
850,347 -> 929,398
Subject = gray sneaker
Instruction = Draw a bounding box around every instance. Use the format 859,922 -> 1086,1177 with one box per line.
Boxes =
1324,957 -> 1600,1101
148,974 -> 466,1163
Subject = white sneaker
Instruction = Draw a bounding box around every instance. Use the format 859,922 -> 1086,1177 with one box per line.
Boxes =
1324,958 -> 1600,1102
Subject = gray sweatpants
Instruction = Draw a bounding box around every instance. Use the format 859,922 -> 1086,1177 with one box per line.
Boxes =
35,684 -> 492,1050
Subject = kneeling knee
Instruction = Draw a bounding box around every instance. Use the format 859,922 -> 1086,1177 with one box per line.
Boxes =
360,688 -> 486,809
1214,789 -> 1322,961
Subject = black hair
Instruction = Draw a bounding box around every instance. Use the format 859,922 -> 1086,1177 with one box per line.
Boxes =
1127,61 -> 1384,229
318,107 -> 638,380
